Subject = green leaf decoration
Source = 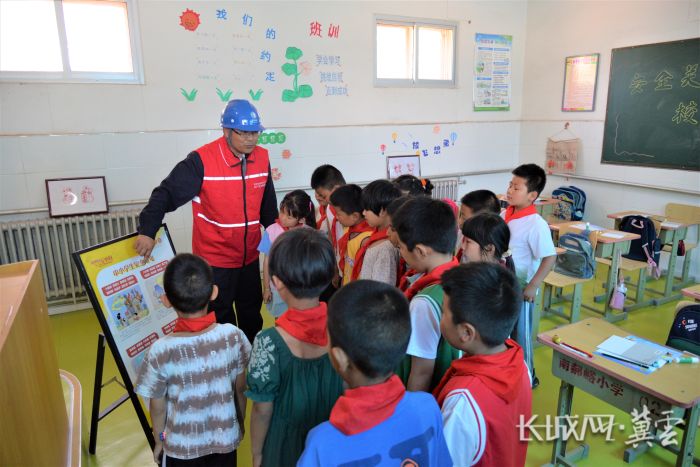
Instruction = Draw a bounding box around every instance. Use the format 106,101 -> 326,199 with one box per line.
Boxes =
281,63 -> 298,76
285,47 -> 303,61
258,133 -> 269,144
180,88 -> 198,101
249,89 -> 263,101
298,84 -> 313,98
216,88 -> 233,102
282,89 -> 298,102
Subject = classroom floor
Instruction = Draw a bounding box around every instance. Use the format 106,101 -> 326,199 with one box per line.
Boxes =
50,269 -> 700,466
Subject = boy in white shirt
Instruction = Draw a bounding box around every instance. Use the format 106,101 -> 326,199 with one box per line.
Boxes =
502,163 -> 556,388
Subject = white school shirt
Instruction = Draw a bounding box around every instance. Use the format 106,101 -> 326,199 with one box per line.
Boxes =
502,212 -> 556,285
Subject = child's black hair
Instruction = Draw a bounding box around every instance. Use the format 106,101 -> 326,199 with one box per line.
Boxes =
442,263 -> 522,347
512,163 -> 547,196
393,174 -> 434,196
361,180 -> 402,216
385,196 -> 411,218
280,189 -> 316,228
310,164 -> 346,190
461,213 -> 515,272
163,253 -> 214,314
269,228 -> 335,299
392,197 -> 457,253
460,190 -> 501,215
328,280 -> 410,378
329,184 -> 363,215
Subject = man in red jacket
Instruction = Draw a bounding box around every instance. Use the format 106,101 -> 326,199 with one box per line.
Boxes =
136,100 -> 278,343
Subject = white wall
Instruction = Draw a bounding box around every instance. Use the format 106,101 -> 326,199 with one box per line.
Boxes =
0,0 -> 528,252
520,0 -> 700,279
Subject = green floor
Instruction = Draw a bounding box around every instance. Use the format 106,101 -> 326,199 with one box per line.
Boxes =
50,270 -> 700,466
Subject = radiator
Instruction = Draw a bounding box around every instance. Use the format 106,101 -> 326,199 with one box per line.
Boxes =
0,209 -> 141,306
431,178 -> 459,202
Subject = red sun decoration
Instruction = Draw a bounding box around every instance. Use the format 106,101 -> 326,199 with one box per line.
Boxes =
179,9 -> 201,31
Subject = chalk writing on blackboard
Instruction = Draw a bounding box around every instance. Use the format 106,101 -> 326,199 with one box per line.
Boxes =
613,114 -> 654,159
672,101 -> 698,125
281,47 -> 313,102
179,9 -> 200,31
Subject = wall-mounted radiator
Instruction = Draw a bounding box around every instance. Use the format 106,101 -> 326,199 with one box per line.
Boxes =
431,178 -> 459,202
0,209 -> 141,307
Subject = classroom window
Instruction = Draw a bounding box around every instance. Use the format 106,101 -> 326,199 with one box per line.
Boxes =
375,16 -> 456,87
0,0 -> 143,83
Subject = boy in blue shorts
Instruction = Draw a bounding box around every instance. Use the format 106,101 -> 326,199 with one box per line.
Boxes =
503,163 -> 556,388
298,280 -> 452,466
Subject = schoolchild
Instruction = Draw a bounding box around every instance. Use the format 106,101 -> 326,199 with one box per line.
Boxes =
392,197 -> 460,392
329,184 -> 374,285
503,163 -> 557,388
352,180 -> 402,285
458,189 -> 502,228
298,280 -> 452,466
393,174 -> 434,196
435,263 -> 531,467
247,229 -> 344,467
135,253 -> 251,467
461,212 -> 515,272
258,189 -> 315,317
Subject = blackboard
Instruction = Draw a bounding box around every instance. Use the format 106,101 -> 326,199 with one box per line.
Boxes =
601,38 -> 700,172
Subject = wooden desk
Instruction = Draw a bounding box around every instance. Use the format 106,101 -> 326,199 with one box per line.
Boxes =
681,284 -> 700,301
608,211 -> 696,304
538,318 -> 700,466
498,196 -> 559,219
550,222 -> 640,322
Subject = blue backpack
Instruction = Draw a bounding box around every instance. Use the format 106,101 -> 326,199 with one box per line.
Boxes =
618,215 -> 661,264
554,232 -> 596,279
552,185 -> 587,221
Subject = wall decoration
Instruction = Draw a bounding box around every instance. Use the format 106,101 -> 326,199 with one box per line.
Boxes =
281,47 -> 313,102
562,53 -> 599,111
46,176 -> 108,217
216,88 -> 233,101
249,89 -> 264,101
473,33 -> 512,111
271,167 -> 282,181
179,8 -> 201,31
281,149 -> 292,159
387,155 -> 421,179
180,88 -> 198,101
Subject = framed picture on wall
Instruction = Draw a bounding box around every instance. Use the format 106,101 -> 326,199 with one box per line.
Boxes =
387,155 -> 421,179
46,176 -> 108,217
562,53 -> 600,111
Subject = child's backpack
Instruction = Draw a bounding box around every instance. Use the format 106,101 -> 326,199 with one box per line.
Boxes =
665,304 -> 700,355
552,186 -> 587,221
618,215 -> 661,265
554,232 -> 596,279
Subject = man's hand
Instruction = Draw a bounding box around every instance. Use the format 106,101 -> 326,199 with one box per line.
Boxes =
135,235 -> 156,258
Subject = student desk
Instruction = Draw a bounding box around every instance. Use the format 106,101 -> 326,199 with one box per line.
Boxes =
681,284 -> 700,301
607,211 -> 695,305
498,196 -> 560,218
538,318 -> 700,467
550,222 -> 639,322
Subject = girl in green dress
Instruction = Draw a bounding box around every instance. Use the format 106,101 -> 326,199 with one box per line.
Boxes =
246,229 -> 344,467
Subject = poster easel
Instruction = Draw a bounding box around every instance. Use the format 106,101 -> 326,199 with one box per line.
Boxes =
72,225 -> 177,453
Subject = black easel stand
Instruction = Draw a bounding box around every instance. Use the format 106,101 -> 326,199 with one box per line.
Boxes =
89,333 -> 155,454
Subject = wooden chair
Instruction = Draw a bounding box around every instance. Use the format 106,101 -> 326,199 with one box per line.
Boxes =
663,203 -> 700,285
595,256 -> 650,311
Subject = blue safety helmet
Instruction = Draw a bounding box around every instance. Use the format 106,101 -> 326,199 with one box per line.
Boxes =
220,99 -> 264,131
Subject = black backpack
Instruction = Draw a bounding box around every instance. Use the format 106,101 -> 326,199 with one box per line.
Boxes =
618,215 -> 661,264
666,304 -> 700,355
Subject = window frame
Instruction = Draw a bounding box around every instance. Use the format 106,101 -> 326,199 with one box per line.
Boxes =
0,0 -> 144,84
374,15 -> 457,88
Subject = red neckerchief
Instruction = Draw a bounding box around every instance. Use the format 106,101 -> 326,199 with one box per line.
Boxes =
504,204 -> 537,224
316,204 -> 327,230
337,220 -> 373,273
456,247 -> 463,262
350,227 -> 389,280
173,311 -> 216,333
276,302 -> 328,346
396,259 -> 410,289
404,258 -> 459,301
329,375 -> 405,435
433,339 -> 525,405
275,218 -> 290,231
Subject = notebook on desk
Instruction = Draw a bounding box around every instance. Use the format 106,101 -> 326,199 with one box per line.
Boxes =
595,335 -> 683,374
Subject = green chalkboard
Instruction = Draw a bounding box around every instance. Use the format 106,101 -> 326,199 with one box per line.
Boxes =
602,38 -> 700,172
